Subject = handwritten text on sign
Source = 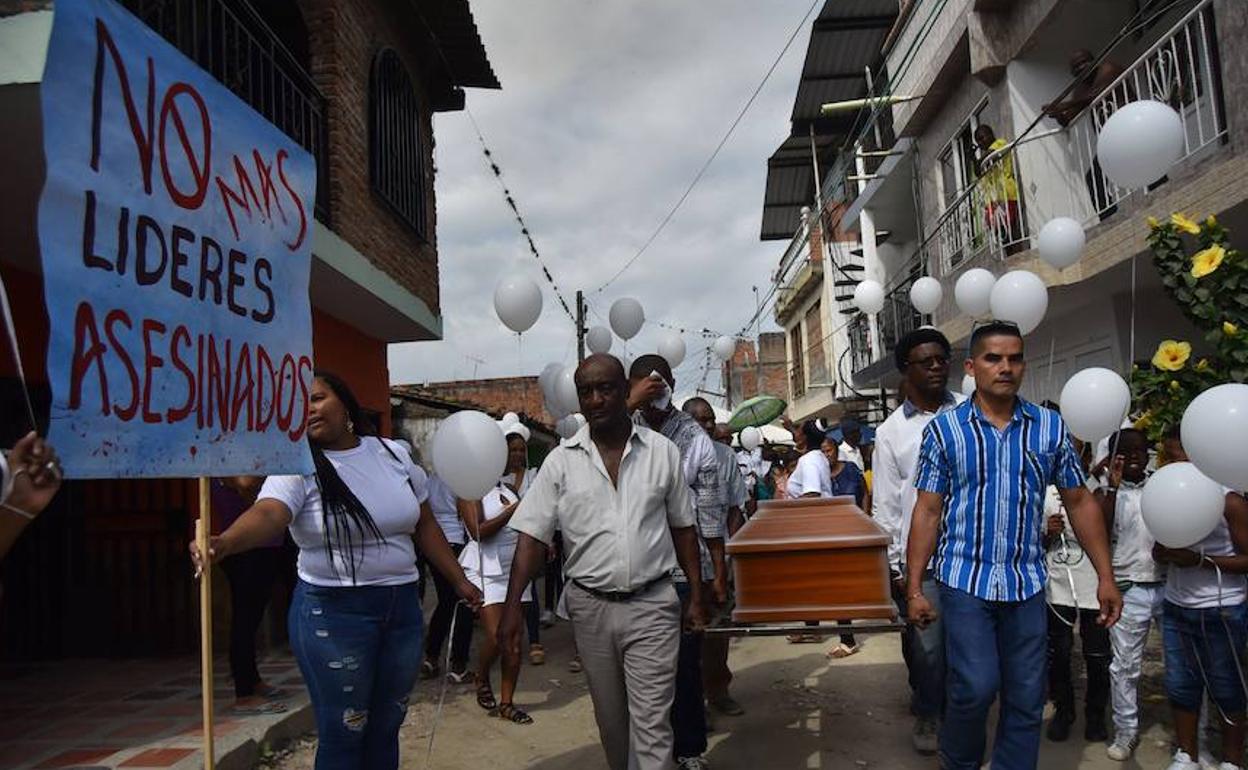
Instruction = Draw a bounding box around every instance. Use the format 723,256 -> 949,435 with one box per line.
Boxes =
39,0 -> 316,477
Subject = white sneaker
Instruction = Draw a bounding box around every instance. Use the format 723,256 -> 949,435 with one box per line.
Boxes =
1106,734 -> 1137,761
1168,750 -> 1201,770
1217,763 -> 1244,770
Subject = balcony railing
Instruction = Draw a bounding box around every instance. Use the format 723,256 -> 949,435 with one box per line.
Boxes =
1066,0 -> 1225,222
847,312 -> 874,376
122,0 -> 331,221
932,143 -> 1032,276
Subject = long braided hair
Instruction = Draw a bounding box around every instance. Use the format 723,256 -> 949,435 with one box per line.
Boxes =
311,371 -> 386,585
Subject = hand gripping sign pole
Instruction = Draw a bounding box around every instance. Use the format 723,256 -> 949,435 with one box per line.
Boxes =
196,480 -> 215,768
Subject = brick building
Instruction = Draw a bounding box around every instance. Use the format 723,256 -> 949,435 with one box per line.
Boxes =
723,333 -> 788,407
0,0 -> 498,659
405,376 -> 558,428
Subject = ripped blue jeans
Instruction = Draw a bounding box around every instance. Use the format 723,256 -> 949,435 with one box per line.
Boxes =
289,580 -> 424,770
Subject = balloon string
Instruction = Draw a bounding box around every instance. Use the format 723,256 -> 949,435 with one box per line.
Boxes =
0,270 -> 38,433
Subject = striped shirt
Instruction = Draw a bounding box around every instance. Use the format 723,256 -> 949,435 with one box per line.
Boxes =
914,397 -> 1085,601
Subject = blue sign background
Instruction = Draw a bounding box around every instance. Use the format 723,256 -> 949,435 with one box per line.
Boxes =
38,0 -> 315,478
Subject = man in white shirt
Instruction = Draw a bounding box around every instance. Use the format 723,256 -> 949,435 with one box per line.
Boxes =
500,354 -> 707,770
871,328 -> 963,755
837,418 -> 866,471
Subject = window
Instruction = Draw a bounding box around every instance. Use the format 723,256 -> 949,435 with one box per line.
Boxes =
805,302 -> 828,386
789,325 -> 805,400
370,50 -> 427,238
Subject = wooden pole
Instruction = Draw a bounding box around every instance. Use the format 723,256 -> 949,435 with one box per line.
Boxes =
197,478 -> 215,769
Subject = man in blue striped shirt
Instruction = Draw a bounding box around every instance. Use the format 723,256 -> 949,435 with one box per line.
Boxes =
905,321 -> 1121,770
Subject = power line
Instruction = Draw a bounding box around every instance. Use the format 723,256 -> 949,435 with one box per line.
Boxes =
591,0 -> 822,294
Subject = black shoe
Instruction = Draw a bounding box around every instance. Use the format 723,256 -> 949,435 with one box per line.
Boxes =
1047,711 -> 1074,742
1084,715 -> 1109,743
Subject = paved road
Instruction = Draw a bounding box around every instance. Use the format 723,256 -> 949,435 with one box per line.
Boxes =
274,616 -> 1179,769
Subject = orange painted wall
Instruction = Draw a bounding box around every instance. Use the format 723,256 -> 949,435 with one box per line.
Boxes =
311,308 -> 390,436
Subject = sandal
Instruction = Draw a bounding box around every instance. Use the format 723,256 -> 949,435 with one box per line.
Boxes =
529,643 -> 546,666
475,676 -> 497,711
498,702 -> 533,724
826,642 -> 860,659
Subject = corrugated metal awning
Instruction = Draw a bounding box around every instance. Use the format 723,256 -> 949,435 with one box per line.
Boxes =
760,0 -> 897,240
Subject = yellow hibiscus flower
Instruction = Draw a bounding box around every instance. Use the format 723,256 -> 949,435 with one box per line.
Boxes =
1152,340 -> 1192,371
1147,216 -> 1161,229
1192,245 -> 1226,278
1134,411 -> 1153,431
1226,321 -> 1240,337
1206,215 -> 1218,228
1171,213 -> 1201,234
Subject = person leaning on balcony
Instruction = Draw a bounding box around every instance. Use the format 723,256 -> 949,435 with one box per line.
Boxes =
973,124 -> 1023,248
1042,49 -> 1126,127
191,371 -> 482,770
872,327 -> 964,755
904,321 -> 1122,770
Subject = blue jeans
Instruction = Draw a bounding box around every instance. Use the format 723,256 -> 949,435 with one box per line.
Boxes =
1163,601 -> 1248,714
671,581 -> 707,760
893,573 -> 945,719
289,580 -> 425,770
939,584 -> 1047,770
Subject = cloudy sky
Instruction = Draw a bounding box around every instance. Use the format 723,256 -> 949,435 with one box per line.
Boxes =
386,0 -> 817,401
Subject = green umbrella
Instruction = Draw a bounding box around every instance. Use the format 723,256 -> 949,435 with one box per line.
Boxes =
728,395 -> 787,431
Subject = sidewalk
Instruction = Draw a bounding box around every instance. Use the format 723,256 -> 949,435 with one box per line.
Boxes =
0,654 -> 312,769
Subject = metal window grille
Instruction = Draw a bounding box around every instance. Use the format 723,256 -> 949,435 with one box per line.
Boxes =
369,49 -> 427,240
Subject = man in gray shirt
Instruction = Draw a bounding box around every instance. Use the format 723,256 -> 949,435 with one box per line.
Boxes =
500,354 -> 707,770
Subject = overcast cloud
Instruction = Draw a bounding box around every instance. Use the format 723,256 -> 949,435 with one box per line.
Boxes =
387,0 -> 813,402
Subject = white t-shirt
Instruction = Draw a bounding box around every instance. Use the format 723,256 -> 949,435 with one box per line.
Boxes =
1044,486 -> 1100,610
1165,500 -> 1248,609
259,436 -> 429,587
838,442 -> 864,472
787,449 -> 832,498
426,474 -> 465,546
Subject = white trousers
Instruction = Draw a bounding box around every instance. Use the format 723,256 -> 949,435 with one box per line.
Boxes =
1109,583 -> 1165,739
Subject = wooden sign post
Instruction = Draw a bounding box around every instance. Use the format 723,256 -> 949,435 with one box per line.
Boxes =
196,478 -> 215,769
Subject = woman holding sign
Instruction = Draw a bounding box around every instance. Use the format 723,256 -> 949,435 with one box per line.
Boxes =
191,372 -> 482,769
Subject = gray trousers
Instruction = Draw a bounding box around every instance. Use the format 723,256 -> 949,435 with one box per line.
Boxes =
566,580 -> 682,770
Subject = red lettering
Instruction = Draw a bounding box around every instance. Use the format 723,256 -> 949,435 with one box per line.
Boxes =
206,336 -> 232,430
275,354 -> 296,432
167,325 -> 196,423
255,346 -> 276,431
289,355 -> 313,441
91,20 -> 154,194
141,319 -> 166,424
251,149 -> 286,223
104,309 -> 138,421
215,156 -> 262,241
230,343 -> 254,431
68,302 -> 110,415
158,82 -> 212,209
277,149 -> 307,251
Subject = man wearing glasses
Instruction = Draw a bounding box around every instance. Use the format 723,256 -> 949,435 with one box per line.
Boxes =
872,327 -> 964,755
905,321 -> 1122,770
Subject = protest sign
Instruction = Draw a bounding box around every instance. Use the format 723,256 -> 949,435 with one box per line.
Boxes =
38,0 -> 316,478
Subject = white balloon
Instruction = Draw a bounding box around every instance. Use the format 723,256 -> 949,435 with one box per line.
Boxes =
713,336 -> 737,362
1141,462 -> 1227,548
545,395 -> 568,421
1059,367 -> 1131,443
1096,100 -> 1185,190
961,373 -> 976,397
556,415 -> 580,439
954,269 -> 996,318
500,412 -> 519,426
493,273 -> 543,333
1181,383 -> 1248,491
989,270 -> 1048,334
658,331 -> 686,368
539,362 -> 563,411
1037,217 -> 1086,270
909,276 -> 943,314
586,325 -> 613,354
430,410 -> 509,500
740,426 -> 762,451
609,298 -> 645,341
555,366 -> 580,416
572,413 -> 587,429
853,280 -> 885,315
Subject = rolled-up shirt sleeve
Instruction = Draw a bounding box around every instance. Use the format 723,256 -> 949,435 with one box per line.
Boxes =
914,424 -> 950,496
665,445 -> 696,529
510,458 -> 560,546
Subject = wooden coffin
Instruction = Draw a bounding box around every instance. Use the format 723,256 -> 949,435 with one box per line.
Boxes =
727,496 -> 894,623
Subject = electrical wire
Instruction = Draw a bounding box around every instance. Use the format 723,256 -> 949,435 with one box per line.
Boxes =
591,0 -> 822,294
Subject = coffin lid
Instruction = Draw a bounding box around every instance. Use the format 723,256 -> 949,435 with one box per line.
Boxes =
727,497 -> 891,554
